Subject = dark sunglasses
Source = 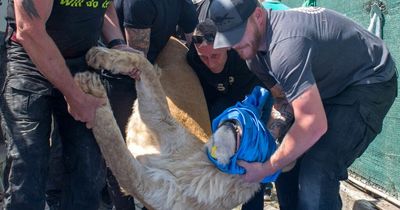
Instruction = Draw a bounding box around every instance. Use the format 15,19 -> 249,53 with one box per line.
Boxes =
192,34 -> 215,44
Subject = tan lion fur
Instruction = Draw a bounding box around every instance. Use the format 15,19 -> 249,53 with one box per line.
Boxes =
74,40 -> 260,210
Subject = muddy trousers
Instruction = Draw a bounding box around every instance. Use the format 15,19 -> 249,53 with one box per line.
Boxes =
275,76 -> 398,210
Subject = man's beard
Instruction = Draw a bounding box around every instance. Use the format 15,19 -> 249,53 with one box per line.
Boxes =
239,28 -> 262,60
249,32 -> 262,58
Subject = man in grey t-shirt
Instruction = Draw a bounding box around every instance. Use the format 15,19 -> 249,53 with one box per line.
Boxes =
209,0 -> 398,209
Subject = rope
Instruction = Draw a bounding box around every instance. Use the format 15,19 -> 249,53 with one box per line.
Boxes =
367,2 -> 384,39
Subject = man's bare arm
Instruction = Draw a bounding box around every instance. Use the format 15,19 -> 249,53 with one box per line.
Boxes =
20,0 -> 39,18
239,84 -> 327,182
266,84 -> 294,141
268,98 -> 294,142
102,2 -> 125,44
268,84 -> 327,171
14,0 -> 104,127
125,27 -> 151,56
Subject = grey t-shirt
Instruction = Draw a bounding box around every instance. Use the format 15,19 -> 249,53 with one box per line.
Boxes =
255,7 -> 396,102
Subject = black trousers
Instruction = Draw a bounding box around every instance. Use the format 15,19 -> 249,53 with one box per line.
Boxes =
0,43 -> 107,210
276,75 -> 398,210
102,74 -> 137,210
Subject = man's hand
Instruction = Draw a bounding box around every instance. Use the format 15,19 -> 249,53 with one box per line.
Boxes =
111,44 -> 143,80
66,93 -> 106,129
237,160 -> 276,183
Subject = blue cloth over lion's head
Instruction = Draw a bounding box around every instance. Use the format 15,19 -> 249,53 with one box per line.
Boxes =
206,86 -> 281,183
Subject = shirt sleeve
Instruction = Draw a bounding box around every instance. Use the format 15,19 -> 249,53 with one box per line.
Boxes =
122,0 -> 156,29
270,37 -> 316,102
178,0 -> 199,33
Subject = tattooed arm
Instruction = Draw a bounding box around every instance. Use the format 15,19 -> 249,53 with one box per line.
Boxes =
125,27 -> 151,56
239,85 -> 328,182
102,2 -> 142,56
13,0 -> 105,128
267,84 -> 294,143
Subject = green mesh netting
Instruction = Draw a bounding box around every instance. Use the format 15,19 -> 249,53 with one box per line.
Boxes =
282,0 -> 400,200
302,0 -> 317,7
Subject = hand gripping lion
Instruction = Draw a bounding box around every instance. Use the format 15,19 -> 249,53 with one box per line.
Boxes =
74,41 -> 293,210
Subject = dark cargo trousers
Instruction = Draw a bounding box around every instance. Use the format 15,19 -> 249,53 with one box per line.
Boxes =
275,75 -> 398,210
0,44 -> 106,210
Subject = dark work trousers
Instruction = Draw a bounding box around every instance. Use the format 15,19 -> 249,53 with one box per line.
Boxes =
45,120 -> 64,210
0,32 -> 6,198
101,73 -> 137,210
1,31 -> 6,145
209,96 -> 266,210
0,43 -> 107,210
275,75 -> 398,210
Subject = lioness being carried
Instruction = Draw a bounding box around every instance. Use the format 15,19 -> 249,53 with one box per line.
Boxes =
75,46 -> 260,210
74,39 -> 293,209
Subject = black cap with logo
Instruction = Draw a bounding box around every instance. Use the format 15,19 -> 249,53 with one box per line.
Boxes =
209,0 -> 258,49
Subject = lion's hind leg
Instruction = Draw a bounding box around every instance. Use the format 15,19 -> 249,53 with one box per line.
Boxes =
74,71 -> 149,201
74,71 -> 107,98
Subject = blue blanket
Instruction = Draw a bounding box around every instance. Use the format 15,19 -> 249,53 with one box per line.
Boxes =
207,86 -> 281,183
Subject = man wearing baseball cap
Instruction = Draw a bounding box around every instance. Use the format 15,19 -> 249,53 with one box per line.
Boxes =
209,1 -> 398,210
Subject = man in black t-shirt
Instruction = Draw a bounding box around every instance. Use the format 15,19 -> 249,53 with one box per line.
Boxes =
107,3 -> 197,209
1,1 -> 138,210
114,0 -> 198,63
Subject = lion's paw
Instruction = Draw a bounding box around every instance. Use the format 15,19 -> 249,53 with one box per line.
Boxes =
86,47 -> 147,77
74,72 -> 107,98
86,47 -> 117,72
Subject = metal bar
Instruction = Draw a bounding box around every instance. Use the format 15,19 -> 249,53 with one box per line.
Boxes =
347,176 -> 400,208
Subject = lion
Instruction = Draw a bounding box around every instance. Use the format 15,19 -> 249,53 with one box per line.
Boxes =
74,38 -> 293,210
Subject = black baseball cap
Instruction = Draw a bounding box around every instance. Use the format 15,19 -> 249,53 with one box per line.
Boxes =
209,0 -> 258,49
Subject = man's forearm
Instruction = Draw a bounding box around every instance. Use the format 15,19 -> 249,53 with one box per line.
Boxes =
268,85 -> 327,172
268,97 -> 294,142
267,84 -> 294,141
125,27 -> 150,56
17,29 -> 85,100
102,2 -> 125,44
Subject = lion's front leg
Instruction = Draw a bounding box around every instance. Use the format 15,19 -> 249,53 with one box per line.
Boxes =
85,47 -> 156,78
85,47 -> 184,152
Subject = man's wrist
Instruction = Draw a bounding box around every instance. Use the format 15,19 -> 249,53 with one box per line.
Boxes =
267,157 -> 280,173
107,38 -> 126,49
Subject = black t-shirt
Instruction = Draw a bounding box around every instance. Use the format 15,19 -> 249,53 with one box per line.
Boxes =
186,43 -> 264,117
7,0 -> 110,58
115,0 -> 198,63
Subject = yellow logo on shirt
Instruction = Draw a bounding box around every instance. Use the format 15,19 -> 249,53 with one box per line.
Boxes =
60,0 -> 110,8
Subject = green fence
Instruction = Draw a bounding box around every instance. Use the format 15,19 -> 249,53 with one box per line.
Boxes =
282,0 -> 400,201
